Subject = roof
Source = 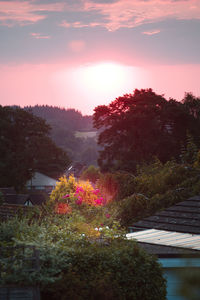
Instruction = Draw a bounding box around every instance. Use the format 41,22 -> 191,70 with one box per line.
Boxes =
129,196 -> 200,234
0,188 -> 16,195
127,229 -> 200,252
26,172 -> 57,187
29,193 -> 46,205
3,194 -> 29,205
2,193 -> 46,206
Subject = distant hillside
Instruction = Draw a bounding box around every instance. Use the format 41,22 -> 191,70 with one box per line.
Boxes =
24,105 -> 93,132
24,105 -> 99,167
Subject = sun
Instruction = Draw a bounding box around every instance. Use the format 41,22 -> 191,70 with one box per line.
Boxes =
54,62 -> 142,114
79,62 -> 131,93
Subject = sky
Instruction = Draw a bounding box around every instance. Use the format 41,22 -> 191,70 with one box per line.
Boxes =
0,0 -> 200,115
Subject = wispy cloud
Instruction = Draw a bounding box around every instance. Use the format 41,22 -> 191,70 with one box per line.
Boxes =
142,29 -> 161,35
80,0 -> 200,31
60,20 -> 100,28
1,0 -> 200,30
30,33 -> 51,39
0,1 -> 65,26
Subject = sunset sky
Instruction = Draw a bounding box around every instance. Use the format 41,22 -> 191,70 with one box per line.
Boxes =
0,0 -> 200,115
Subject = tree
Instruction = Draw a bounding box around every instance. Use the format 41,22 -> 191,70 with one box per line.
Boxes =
182,92 -> 200,119
80,165 -> 100,183
0,106 -> 70,190
93,89 -> 200,172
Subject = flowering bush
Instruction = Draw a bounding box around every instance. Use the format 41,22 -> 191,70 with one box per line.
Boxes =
50,175 -> 105,208
48,175 -> 120,240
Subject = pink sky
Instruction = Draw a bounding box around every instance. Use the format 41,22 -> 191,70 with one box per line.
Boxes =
0,0 -> 200,114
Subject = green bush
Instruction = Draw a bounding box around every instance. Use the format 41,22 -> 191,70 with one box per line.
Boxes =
80,165 -> 101,183
116,194 -> 150,227
106,159 -> 200,227
41,240 -> 166,300
0,217 -> 166,300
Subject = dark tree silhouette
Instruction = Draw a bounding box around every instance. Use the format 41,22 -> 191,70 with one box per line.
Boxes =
0,106 -> 70,190
93,89 -> 200,172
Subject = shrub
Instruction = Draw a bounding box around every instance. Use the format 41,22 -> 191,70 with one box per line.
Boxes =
80,165 -> 101,183
115,193 -> 150,227
41,239 -> 166,300
0,218 -> 166,300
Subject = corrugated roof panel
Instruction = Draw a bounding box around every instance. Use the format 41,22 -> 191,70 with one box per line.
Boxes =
126,229 -> 200,251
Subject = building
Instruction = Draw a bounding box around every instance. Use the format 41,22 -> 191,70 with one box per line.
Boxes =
127,196 -> 200,300
26,172 -> 57,193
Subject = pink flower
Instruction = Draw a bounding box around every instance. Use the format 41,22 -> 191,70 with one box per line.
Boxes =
76,186 -> 84,193
76,196 -> 83,205
93,189 -> 100,195
76,199 -> 82,205
105,213 -> 111,219
63,194 -> 70,198
94,198 -> 103,206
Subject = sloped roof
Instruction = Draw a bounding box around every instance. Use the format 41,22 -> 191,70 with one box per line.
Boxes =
129,196 -> 200,234
2,193 -> 46,206
4,194 -> 29,205
127,229 -> 200,251
0,188 -> 16,195
26,172 -> 57,187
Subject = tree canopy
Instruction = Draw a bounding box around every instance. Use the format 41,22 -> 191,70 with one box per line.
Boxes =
0,106 -> 70,190
24,105 -> 99,166
93,89 -> 200,172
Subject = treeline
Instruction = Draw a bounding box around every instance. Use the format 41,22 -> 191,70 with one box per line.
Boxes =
24,105 -> 93,132
0,106 -> 70,189
94,89 -> 200,172
79,89 -> 200,227
24,105 -> 99,166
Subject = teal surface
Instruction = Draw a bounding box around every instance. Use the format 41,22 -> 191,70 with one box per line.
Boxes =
160,259 -> 200,300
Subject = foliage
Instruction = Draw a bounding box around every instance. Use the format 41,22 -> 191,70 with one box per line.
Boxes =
182,92 -> 200,119
0,106 -> 70,190
0,217 -> 166,300
25,105 -> 99,166
180,132 -> 198,164
80,165 -> 100,183
48,175 -> 122,238
103,159 -> 200,227
0,191 -> 4,205
25,105 -> 93,132
93,88 -> 200,172
96,172 -> 119,203
194,150 -> 200,168
50,175 -> 77,203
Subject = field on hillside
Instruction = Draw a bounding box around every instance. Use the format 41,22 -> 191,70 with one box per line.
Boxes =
75,131 -> 97,139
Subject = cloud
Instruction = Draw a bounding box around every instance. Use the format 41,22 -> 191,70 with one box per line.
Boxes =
142,29 -> 161,35
1,0 -> 199,31
60,20 -> 101,28
30,33 -> 51,39
0,1 -> 65,26
80,0 -> 200,31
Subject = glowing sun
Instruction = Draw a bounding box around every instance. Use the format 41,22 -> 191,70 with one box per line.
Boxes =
78,62 -> 133,93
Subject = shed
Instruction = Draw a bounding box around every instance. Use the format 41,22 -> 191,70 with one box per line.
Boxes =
127,196 -> 200,300
26,172 -> 57,192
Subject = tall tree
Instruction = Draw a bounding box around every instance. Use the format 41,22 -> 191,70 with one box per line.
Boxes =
93,89 -> 200,172
0,106 -> 70,190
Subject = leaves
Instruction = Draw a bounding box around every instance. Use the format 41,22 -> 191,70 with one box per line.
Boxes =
94,89 -> 200,172
0,106 -> 70,190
